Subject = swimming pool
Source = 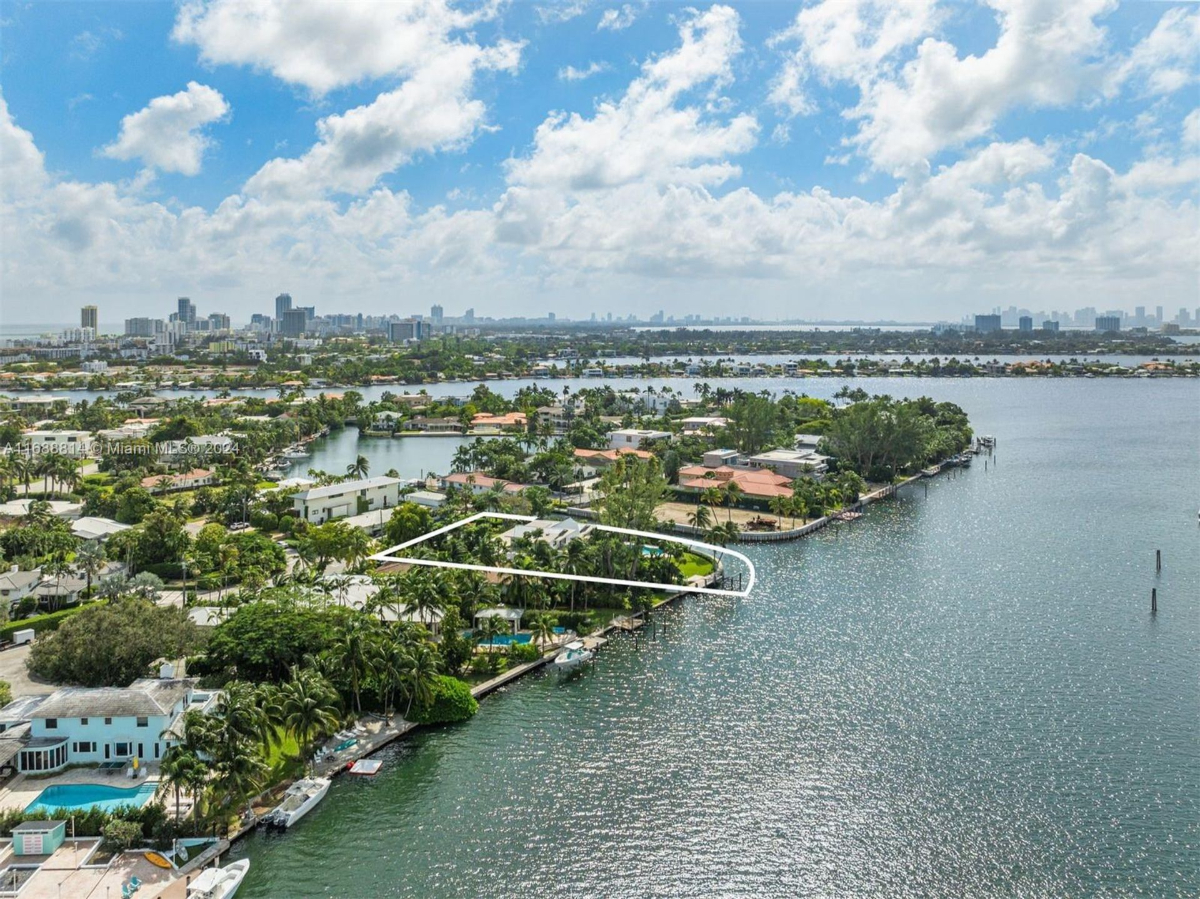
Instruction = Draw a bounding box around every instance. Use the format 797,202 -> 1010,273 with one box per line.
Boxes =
479,633 -> 533,646
25,782 -> 157,813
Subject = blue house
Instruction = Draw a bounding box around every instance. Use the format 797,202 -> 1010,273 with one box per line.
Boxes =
0,678 -> 218,774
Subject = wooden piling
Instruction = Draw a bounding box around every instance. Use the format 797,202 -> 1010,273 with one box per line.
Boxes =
1152,587 -> 1157,614
1156,549 -> 1162,573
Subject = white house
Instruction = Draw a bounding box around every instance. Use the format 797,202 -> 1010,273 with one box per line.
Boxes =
746,449 -> 829,479
497,518 -> 593,551
292,476 -> 402,524
608,428 -> 672,450
0,566 -> 41,609
19,430 -> 93,457
156,435 -> 236,467
70,517 -> 132,542
1,677 -> 219,773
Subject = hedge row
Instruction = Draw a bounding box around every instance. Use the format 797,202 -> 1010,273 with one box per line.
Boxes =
0,604 -> 92,643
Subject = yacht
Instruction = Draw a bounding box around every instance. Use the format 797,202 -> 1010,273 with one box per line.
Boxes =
263,777 -> 331,830
187,860 -> 250,899
281,447 -> 310,460
553,641 -> 594,671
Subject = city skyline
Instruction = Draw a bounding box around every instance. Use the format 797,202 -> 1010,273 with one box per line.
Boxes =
1,1 -> 1197,323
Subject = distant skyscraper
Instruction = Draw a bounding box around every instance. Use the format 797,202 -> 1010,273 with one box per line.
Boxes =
463,308 -> 475,324
974,314 -> 1002,333
1042,320 -> 1060,332
177,297 -> 196,325
1018,316 -> 1032,332
125,317 -> 162,337
388,319 -> 428,342
281,309 -> 307,337
275,293 -> 293,320
1095,315 -> 1121,332
547,312 -> 555,322
80,305 -> 98,331
430,304 -> 444,324
208,312 -> 230,331
1155,305 -> 1164,324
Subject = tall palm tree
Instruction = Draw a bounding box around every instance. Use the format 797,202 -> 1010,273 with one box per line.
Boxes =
159,746 -> 206,825
398,644 -> 439,720
346,455 -> 370,479
280,668 -> 340,756
723,481 -> 743,523
768,494 -> 787,528
688,503 -> 712,531
331,618 -> 378,714
74,541 -> 106,597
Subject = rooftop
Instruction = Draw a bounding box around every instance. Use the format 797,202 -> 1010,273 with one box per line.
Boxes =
294,476 -> 402,501
24,678 -> 195,720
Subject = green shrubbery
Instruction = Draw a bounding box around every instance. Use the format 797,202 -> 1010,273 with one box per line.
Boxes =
507,642 -> 541,664
410,676 -> 477,725
0,801 -> 167,840
0,605 -> 88,643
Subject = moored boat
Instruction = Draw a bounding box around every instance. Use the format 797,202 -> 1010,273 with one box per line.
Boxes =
554,641 -> 594,671
263,777 -> 330,830
187,859 -> 250,899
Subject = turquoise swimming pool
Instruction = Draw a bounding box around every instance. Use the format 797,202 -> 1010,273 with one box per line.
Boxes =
25,782 -> 157,813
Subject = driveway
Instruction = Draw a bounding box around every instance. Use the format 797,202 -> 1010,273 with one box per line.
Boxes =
0,644 -> 56,698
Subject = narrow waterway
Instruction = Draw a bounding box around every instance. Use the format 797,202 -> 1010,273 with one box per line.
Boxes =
229,379 -> 1197,898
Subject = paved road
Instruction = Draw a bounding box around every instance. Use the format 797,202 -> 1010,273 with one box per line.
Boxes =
0,644 -> 55,699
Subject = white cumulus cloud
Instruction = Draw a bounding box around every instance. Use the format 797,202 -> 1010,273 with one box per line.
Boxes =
101,82 -> 229,175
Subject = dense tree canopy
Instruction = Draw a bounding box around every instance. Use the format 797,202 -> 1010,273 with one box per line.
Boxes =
27,598 -> 203,687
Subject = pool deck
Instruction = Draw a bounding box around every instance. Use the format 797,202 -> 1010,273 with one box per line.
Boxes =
0,765 -> 160,814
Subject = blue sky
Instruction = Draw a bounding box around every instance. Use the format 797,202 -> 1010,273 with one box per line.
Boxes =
1,0 -> 1197,324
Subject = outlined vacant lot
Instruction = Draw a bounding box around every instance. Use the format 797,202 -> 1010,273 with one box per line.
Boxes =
369,512 -> 756,598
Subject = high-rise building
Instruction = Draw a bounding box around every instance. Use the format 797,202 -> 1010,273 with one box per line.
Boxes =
388,319 -> 429,342
974,314 -> 1002,333
275,293 -> 293,320
463,308 -> 475,324
1018,316 -> 1033,332
430,304 -> 444,324
208,313 -> 231,331
125,317 -> 163,337
1155,305 -> 1164,325
80,305 -> 98,331
281,309 -> 308,337
296,305 -> 315,321
177,297 -> 196,325
1095,316 -> 1121,332
1042,320 -> 1060,332
547,312 -> 555,322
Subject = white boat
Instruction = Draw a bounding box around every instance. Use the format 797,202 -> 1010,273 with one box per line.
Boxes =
263,777 -> 330,830
187,860 -> 250,899
554,641 -> 594,671
281,448 -> 310,460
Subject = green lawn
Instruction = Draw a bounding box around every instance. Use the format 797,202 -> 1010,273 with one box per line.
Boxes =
676,552 -> 715,579
263,729 -> 303,786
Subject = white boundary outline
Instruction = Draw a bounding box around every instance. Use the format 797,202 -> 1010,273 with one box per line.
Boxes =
369,512 -> 756,598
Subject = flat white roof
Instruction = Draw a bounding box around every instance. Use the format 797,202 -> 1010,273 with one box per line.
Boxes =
294,476 -> 402,501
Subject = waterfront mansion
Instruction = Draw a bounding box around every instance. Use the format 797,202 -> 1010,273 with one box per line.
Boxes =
0,675 -> 219,774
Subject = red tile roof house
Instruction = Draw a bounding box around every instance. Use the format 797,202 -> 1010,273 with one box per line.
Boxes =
573,447 -> 653,466
440,471 -> 528,495
470,412 -> 528,432
676,465 -> 794,498
140,468 -> 215,493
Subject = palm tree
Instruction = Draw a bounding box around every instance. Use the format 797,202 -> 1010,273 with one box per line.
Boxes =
402,569 -> 446,630
73,541 -> 106,597
723,481 -> 743,523
214,681 -> 276,750
159,746 -> 206,825
477,614 -> 507,661
346,455 -> 370,479
768,494 -> 787,528
688,503 -> 712,531
397,643 -> 439,720
528,613 -> 556,651
331,618 -> 378,714
280,667 -> 340,756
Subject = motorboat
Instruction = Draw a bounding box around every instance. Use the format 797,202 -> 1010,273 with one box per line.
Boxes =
281,447 -> 310,460
263,777 -> 330,830
187,860 -> 250,899
554,641 -> 594,671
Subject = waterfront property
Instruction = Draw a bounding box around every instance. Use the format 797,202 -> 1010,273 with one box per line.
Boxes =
18,430 -> 93,457
746,448 -> 829,479
497,517 -> 593,551
608,428 -> 672,450
292,475 -> 402,524
0,676 -> 218,775
140,468 -> 215,493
